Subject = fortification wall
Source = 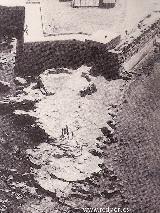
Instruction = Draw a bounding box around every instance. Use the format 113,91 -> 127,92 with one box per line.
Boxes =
0,6 -> 25,38
112,12 -> 160,72
15,37 -> 120,79
15,11 -> 160,78
15,39 -> 92,76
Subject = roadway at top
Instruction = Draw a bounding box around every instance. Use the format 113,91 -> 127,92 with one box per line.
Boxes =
40,0 -> 160,36
40,0 -> 127,35
0,1 -> 159,42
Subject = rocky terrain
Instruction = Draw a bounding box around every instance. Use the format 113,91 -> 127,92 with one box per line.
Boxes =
0,35 -> 129,212
9,64 -> 128,212
1,36 -> 160,212
0,1 -> 160,212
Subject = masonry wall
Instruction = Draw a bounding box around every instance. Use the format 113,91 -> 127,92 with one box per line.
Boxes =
15,38 -> 120,79
0,6 -> 25,38
112,12 -> 160,68
15,12 -> 160,79
15,39 -> 90,76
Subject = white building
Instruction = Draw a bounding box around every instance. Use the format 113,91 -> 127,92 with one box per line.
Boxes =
72,0 -> 116,8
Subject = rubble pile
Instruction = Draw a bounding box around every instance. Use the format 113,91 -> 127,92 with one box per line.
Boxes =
11,65 -> 126,198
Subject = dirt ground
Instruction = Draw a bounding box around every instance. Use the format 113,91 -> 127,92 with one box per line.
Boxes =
0,38 -> 160,213
40,0 -> 127,35
0,1 -> 160,212
114,53 -> 160,213
40,0 -> 160,36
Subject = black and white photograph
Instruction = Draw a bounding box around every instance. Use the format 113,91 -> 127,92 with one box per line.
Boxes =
0,0 -> 160,212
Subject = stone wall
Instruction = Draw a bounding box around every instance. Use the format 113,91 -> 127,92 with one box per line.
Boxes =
15,38 -> 120,79
15,39 -> 92,76
0,6 -> 25,38
15,12 -> 160,78
111,12 -> 160,71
